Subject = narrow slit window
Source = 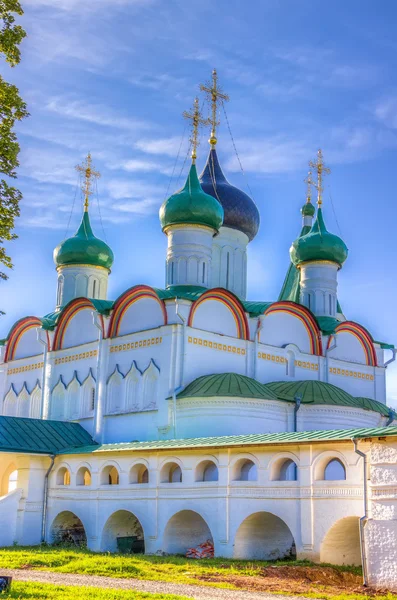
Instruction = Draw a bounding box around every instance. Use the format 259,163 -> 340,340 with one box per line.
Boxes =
202,262 -> 206,284
93,279 -> 97,298
91,388 -> 95,412
226,253 -> 230,288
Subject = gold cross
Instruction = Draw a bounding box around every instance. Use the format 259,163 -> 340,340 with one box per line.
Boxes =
309,149 -> 330,206
304,169 -> 314,203
200,68 -> 229,147
183,97 -> 209,163
76,153 -> 100,212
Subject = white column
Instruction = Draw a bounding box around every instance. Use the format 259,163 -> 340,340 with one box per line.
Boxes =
211,226 -> 248,299
41,351 -> 55,420
93,335 -> 110,443
165,225 -> 214,288
56,265 -> 109,308
299,261 -> 339,317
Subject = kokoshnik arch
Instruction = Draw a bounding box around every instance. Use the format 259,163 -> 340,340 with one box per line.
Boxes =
1,71 -> 397,591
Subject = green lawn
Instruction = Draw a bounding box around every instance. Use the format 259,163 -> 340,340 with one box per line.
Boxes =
0,545 -> 360,584
3,581 -> 190,600
1,546 -> 396,600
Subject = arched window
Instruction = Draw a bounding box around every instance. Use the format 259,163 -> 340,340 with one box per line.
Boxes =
202,262 -> 206,284
324,458 -> 346,481
233,459 -> 258,482
279,459 -> 298,481
17,385 -> 30,418
106,367 -> 124,414
169,465 -> 182,483
30,385 -> 41,419
101,465 -> 119,485
51,379 -> 66,420
8,470 -> 18,493
67,374 -> 81,420
93,279 -> 97,298
56,467 -> 71,486
142,361 -> 159,410
203,462 -> 218,482
76,467 -> 91,486
125,362 -> 141,412
129,464 -> 149,484
3,386 -> 17,416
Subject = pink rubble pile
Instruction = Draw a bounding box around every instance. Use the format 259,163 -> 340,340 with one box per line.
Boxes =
186,539 -> 214,559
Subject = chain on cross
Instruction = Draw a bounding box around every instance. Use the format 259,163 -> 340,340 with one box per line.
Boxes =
183,97 -> 209,163
76,153 -> 101,212
200,68 -> 229,147
309,149 -> 330,206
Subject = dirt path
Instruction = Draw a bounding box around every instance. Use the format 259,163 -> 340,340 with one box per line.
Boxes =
1,568 -> 310,600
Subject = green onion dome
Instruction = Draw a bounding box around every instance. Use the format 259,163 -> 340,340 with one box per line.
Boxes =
159,163 -> 224,231
301,200 -> 315,217
290,207 -> 348,267
54,211 -> 114,270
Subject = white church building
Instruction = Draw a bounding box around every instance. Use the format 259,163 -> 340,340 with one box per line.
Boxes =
1,74 -> 397,590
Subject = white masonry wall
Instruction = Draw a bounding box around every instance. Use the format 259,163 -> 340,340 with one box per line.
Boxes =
366,440 -> 397,590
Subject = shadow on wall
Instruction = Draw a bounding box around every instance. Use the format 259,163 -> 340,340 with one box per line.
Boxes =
234,512 -> 296,560
320,517 -> 361,566
101,510 -> 145,553
163,510 -> 213,555
50,511 -> 87,546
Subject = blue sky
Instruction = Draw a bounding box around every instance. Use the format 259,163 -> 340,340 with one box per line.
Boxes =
3,0 -> 397,402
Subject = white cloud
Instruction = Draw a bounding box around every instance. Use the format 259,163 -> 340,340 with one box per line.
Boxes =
45,97 -> 151,132
116,198 -> 159,215
135,137 -> 185,157
374,96 -> 397,129
225,137 -> 309,174
105,178 -> 160,200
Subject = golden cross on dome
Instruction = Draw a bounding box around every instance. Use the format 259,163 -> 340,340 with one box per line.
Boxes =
183,97 -> 209,163
76,153 -> 100,212
304,169 -> 314,203
200,68 -> 229,147
309,149 -> 330,206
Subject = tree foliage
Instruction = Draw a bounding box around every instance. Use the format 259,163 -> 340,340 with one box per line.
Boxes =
0,0 -> 28,283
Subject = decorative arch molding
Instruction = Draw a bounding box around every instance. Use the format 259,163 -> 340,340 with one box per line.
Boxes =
328,321 -> 377,367
52,298 -> 104,351
262,301 -> 323,356
3,384 -> 18,416
4,316 -> 46,362
188,288 -> 249,340
108,285 -> 167,338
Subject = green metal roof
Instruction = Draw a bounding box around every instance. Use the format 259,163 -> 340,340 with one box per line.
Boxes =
42,299 -> 114,330
176,373 -> 278,400
173,374 -> 394,419
242,300 -> 272,317
159,163 -> 224,231
54,211 -> 114,270
155,286 -> 207,302
290,208 -> 348,267
375,340 -> 395,350
278,225 -> 311,304
0,416 -> 96,454
59,425 -> 397,455
315,316 -> 340,335
267,380 -> 393,417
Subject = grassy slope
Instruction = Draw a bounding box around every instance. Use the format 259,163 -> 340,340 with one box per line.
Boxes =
4,581 -> 190,600
0,546 -> 396,600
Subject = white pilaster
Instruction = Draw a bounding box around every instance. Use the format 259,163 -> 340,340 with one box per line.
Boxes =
56,265 -> 109,308
165,225 -> 214,288
211,226 -> 248,299
299,261 -> 339,317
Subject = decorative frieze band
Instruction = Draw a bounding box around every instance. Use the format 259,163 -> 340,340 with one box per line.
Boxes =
329,366 -> 374,381
258,352 -> 286,364
110,336 -> 163,354
188,336 -> 246,356
55,350 -> 97,365
7,361 -> 44,375
295,360 -> 319,371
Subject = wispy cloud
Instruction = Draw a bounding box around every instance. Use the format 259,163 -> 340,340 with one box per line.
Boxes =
374,96 -> 397,129
135,136 -> 186,157
45,97 -> 151,132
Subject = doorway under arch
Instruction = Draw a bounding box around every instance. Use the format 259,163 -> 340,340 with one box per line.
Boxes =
320,517 -> 361,565
163,510 -> 213,555
234,511 -> 296,560
50,511 -> 87,546
101,510 -> 145,553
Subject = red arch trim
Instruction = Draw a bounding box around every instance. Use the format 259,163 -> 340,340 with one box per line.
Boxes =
188,288 -> 249,340
4,317 -> 45,362
263,301 -> 323,356
52,298 -> 102,351
328,321 -> 377,367
108,285 -> 167,338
